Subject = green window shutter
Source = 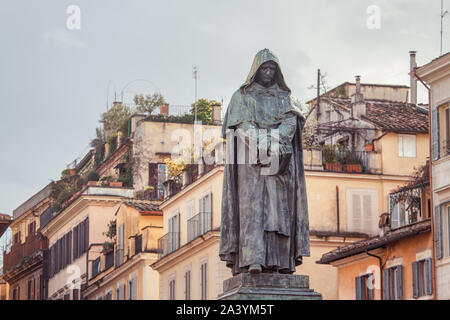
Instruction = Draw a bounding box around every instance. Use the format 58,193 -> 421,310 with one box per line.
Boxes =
424,258 -> 433,296
435,205 -> 443,259
431,108 -> 440,160
395,266 -> 403,300
355,276 -> 361,300
412,261 -> 419,298
383,268 -> 391,300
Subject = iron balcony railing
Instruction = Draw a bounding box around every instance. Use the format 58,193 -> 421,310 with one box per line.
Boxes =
322,150 -> 370,173
157,232 -> 180,258
91,257 -> 101,279
134,234 -> 142,255
187,212 -> 212,243
105,250 -> 114,270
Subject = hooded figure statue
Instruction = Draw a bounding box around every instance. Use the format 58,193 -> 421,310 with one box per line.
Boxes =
219,49 -> 310,275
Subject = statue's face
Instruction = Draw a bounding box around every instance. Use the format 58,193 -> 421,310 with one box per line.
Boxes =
256,61 -> 277,87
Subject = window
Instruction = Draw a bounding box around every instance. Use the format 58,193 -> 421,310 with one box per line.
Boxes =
199,193 -> 212,234
200,261 -> 208,300
158,164 -> 166,200
398,134 -> 416,158
104,290 -> 112,300
355,273 -> 374,300
116,282 -> 125,300
27,278 -> 35,300
13,231 -> 21,245
168,213 -> 180,252
28,221 -> 36,237
117,224 -> 124,266
184,270 -> 191,300
169,278 -> 176,300
347,189 -> 378,235
412,258 -> 433,298
444,106 -> 450,156
128,275 -> 137,300
383,265 -> 403,300
389,189 -> 423,229
437,204 -> 450,258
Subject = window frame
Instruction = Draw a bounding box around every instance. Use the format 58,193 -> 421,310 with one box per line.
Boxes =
398,134 -> 417,158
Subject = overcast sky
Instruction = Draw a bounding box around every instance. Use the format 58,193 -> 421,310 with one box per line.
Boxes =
0,0 -> 447,245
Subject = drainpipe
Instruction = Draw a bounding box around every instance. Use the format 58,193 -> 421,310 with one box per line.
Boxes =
336,186 -> 340,234
366,249 -> 384,300
414,70 -> 437,300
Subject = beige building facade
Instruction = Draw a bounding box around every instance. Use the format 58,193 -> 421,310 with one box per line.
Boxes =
416,52 -> 450,300
84,200 -> 163,300
40,186 -> 134,300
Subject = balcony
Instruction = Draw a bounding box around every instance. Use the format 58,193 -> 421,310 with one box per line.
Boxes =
91,257 -> 101,279
134,234 -> 142,254
187,212 -> 212,242
389,185 -> 427,230
104,250 -> 114,270
157,232 -> 179,258
3,232 -> 45,273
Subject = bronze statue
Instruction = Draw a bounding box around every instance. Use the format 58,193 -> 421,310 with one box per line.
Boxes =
219,49 -> 310,275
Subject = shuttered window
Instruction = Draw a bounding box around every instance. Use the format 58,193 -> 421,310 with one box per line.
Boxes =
355,273 -> 374,300
398,134 -> 416,158
445,107 -> 450,155
347,189 -> 378,235
199,193 -> 212,234
432,108 -> 440,160
200,262 -> 208,300
169,278 -> 176,300
435,205 -> 443,259
184,270 -> 191,300
128,275 -> 137,300
169,214 -> 180,252
412,258 -> 433,298
383,265 -> 403,300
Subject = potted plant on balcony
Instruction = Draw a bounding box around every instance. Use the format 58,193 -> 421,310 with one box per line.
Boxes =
323,145 -> 342,172
143,185 -> 155,199
365,142 -> 374,152
343,151 -> 363,173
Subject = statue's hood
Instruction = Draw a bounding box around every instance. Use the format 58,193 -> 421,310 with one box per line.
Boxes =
240,48 -> 291,93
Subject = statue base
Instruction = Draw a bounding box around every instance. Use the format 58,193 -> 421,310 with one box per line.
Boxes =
217,273 -> 322,300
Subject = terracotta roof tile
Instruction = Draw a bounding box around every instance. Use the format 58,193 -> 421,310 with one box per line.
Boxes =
123,200 -> 161,213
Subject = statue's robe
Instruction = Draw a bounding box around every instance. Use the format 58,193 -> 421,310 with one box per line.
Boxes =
219,49 -> 310,275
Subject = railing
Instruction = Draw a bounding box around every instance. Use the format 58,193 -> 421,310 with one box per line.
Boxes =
3,232 -> 44,273
157,232 -> 180,258
389,186 -> 424,230
91,257 -> 101,279
134,234 -> 142,255
322,150 -> 371,173
105,250 -> 114,270
187,212 -> 212,243
166,105 -> 191,116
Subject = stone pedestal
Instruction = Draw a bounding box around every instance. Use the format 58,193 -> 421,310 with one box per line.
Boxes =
217,273 -> 322,300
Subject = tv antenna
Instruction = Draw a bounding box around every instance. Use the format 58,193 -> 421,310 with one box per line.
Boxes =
441,0 -> 448,55
193,65 -> 198,122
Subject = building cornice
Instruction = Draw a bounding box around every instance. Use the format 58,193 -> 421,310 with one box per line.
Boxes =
159,166 -> 224,209
416,53 -> 450,84
40,195 -> 124,238
151,230 -> 220,272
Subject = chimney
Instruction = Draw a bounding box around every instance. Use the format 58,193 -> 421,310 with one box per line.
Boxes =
130,113 -> 147,136
104,142 -> 110,159
351,75 -> 366,119
211,103 -> 222,124
159,103 -> 169,116
409,51 -> 417,105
